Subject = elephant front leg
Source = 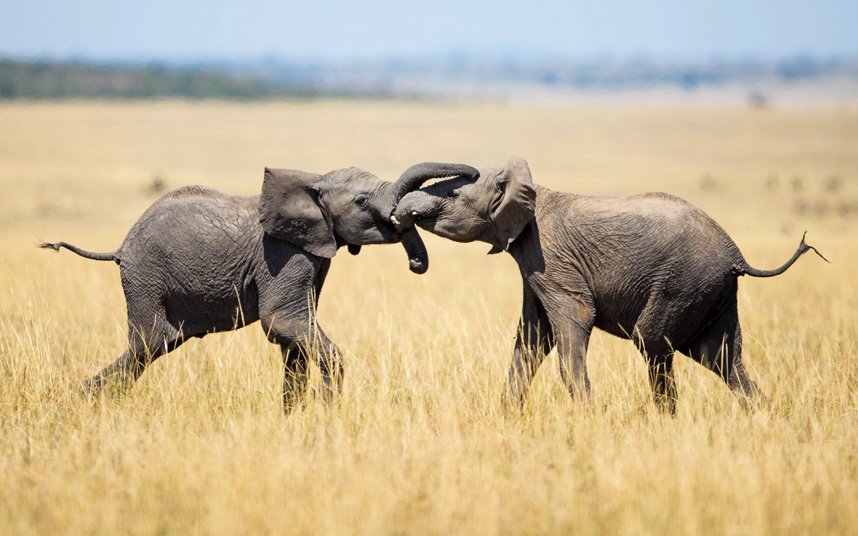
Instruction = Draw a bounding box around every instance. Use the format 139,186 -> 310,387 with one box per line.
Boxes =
504,329 -> 550,409
262,317 -> 343,412
556,329 -> 593,403
549,298 -> 595,404
504,287 -> 555,409
310,326 -> 343,403
268,322 -> 343,414
503,283 -> 554,410
281,342 -> 309,413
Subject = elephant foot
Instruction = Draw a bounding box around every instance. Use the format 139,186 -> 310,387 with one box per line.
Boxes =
80,374 -> 129,399
80,375 -> 106,399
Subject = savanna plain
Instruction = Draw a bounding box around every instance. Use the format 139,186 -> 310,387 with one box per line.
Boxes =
0,100 -> 856,535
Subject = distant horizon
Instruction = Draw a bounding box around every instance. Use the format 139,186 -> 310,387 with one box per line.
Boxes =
3,49 -> 858,66
4,49 -> 856,103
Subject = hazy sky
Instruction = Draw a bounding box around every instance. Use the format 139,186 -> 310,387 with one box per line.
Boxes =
1,0 -> 856,61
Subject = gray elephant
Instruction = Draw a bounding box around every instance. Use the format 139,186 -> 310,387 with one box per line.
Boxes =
391,157 -> 826,412
41,162 -> 479,411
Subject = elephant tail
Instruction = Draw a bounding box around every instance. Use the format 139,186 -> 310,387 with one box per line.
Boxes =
735,232 -> 828,278
38,241 -> 120,264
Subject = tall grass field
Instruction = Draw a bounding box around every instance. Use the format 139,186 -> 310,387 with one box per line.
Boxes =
1,101 -> 856,534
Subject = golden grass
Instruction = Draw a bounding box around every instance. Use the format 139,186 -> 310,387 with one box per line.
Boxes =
0,100 -> 856,535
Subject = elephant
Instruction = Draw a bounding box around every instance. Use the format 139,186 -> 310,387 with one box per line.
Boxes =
391,157 -> 827,413
41,162 -> 480,411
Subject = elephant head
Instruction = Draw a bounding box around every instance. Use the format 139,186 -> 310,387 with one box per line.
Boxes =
259,163 -> 479,273
391,157 -> 536,254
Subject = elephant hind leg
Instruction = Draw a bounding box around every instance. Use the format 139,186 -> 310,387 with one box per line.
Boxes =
82,290 -> 185,397
81,321 -> 184,397
649,354 -> 677,414
681,307 -> 761,402
640,342 -> 677,414
632,301 -> 681,413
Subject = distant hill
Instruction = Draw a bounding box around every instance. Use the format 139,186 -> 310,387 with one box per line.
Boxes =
2,55 -> 857,101
0,60 -> 336,100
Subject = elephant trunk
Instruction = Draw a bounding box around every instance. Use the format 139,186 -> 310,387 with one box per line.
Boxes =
388,163 -> 480,212
370,182 -> 430,274
400,227 -> 429,274
381,163 -> 478,275
390,189 -> 444,232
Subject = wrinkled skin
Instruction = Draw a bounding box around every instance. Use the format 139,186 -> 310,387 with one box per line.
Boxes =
42,162 -> 478,412
393,157 -> 826,413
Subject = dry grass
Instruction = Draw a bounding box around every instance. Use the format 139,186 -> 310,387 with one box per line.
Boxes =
0,100 -> 856,535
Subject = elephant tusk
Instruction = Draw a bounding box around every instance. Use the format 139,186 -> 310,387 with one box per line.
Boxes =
390,215 -> 400,225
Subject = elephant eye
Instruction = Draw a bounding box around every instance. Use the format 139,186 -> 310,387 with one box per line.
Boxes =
354,194 -> 369,208
448,189 -> 460,198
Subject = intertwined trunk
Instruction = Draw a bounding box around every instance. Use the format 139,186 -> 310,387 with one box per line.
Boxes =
378,163 -> 479,274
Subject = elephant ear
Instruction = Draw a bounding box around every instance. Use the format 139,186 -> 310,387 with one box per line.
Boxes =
259,168 -> 337,258
488,157 -> 536,254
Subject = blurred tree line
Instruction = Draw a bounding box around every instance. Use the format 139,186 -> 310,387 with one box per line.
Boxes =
2,56 -> 855,100
0,59 -> 318,100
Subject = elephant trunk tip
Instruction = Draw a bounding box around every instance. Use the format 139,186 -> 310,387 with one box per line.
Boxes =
408,257 -> 428,274
390,210 -> 419,233
399,226 -> 429,274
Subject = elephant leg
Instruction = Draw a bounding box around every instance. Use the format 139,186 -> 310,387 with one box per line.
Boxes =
262,312 -> 342,409
82,313 -> 183,397
81,350 -> 138,396
308,260 -> 342,401
548,299 -> 595,403
723,319 -> 760,400
504,285 -> 554,409
637,341 -> 677,414
649,353 -> 677,413
632,295 -> 682,413
280,340 -> 309,413
683,308 -> 761,402
307,326 -> 343,403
